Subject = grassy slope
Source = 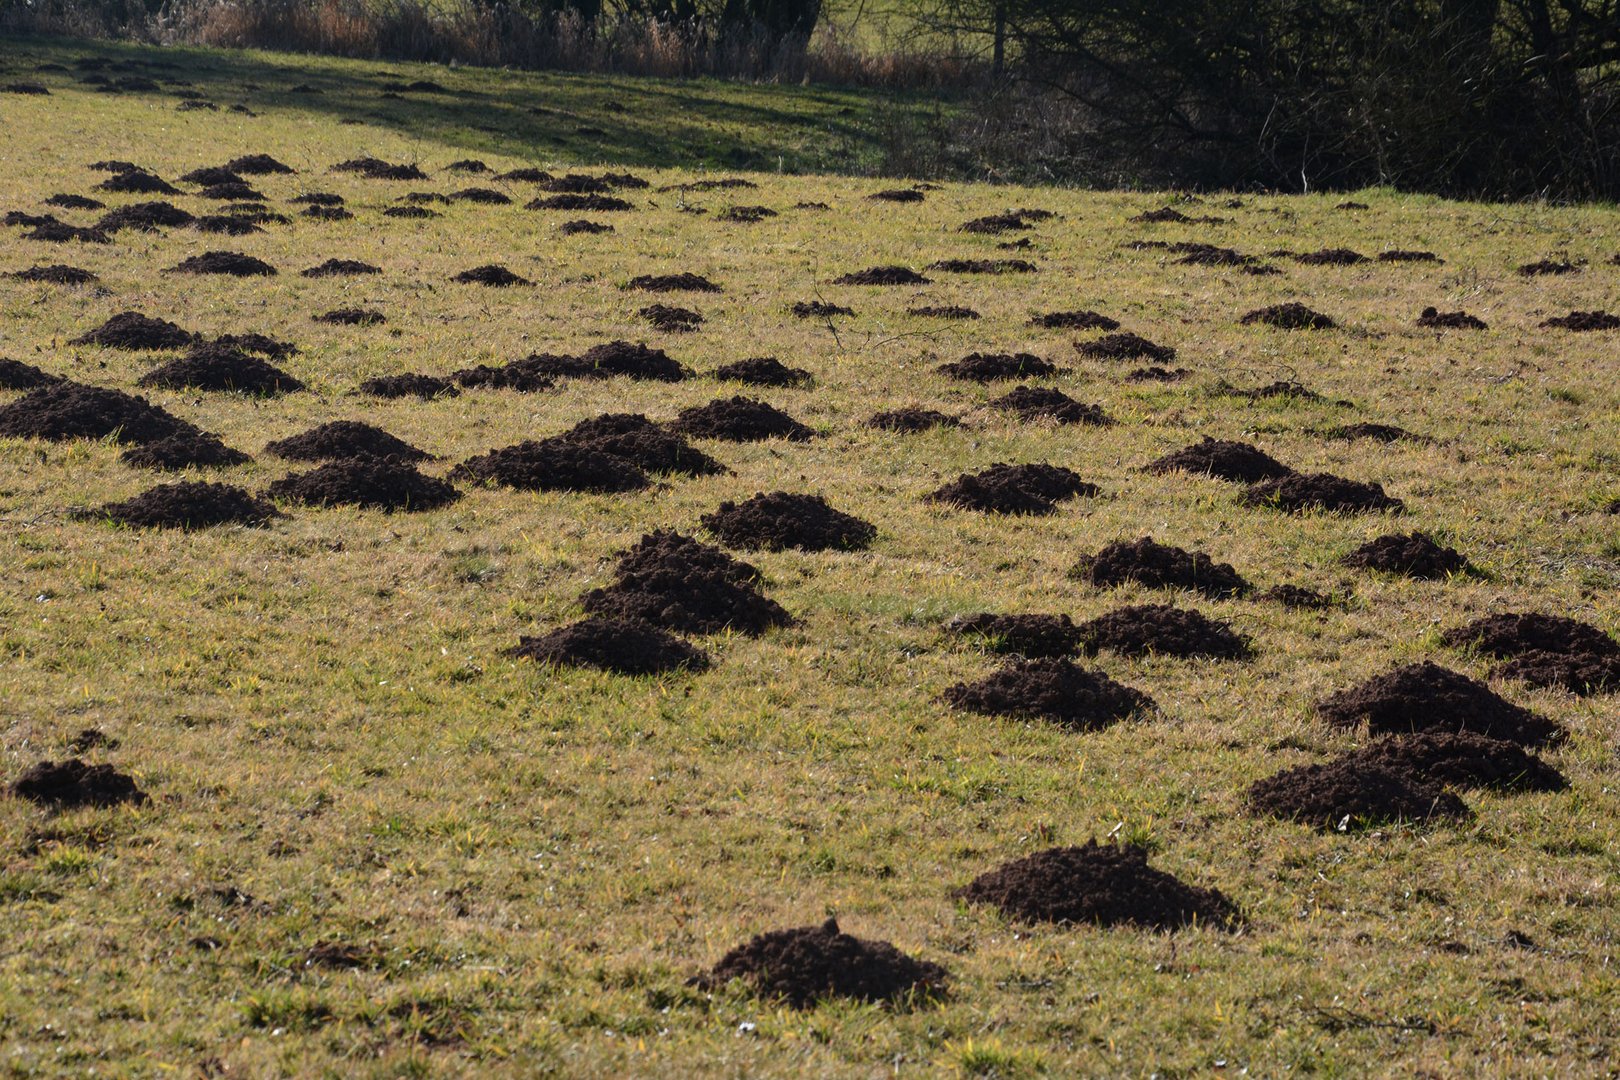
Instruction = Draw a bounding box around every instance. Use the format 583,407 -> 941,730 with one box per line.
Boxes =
0,39 -> 1618,1079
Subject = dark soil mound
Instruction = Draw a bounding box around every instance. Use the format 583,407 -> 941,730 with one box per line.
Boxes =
120,432 -> 250,470
1073,537 -> 1250,598
866,408 -> 959,432
1441,613 -> 1619,695
1340,732 -> 1566,793
43,194 -> 105,210
927,463 -> 1098,515
359,373 -> 458,399
1379,250 -> 1441,263
713,356 -> 812,387
267,456 -> 459,511
95,200 -> 196,232
791,300 -> 854,319
314,307 -> 384,325
24,222 -> 110,244
193,215 -> 264,236
1341,531 -> 1471,578
330,157 -> 427,180
137,343 -> 303,395
1295,248 -> 1368,265
499,167 -> 552,182
1171,244 -> 1259,267
928,258 -> 1037,274
1320,422 -> 1424,442
5,211 -> 59,227
1076,333 -> 1175,362
226,154 -> 294,174
1144,437 -> 1293,483
509,616 -> 708,675
302,206 -> 355,221
559,219 -> 613,235
1491,651 -> 1620,696
702,492 -> 876,552
989,386 -> 1110,425
693,918 -> 946,1008
960,212 -> 1034,234
168,250 -> 276,276
1126,366 -> 1190,382
290,193 -> 344,206
10,264 -> 99,284
11,758 -> 147,808
72,312 -> 196,350
0,382 -> 196,444
833,266 -> 931,285
94,481 -> 280,529
956,842 -> 1238,929
671,397 -> 813,442
447,159 -> 489,172
516,341 -> 688,382
451,356 -> 558,392
450,187 -> 511,204
301,258 -> 379,277
1316,661 -> 1563,746
1541,310 -> 1620,331
1221,380 -> 1326,402
943,613 -> 1080,657
180,166 -> 245,186
1259,584 -> 1333,609
1242,472 -> 1404,514
213,332 -> 294,358
1247,760 -> 1470,831
1031,310 -> 1119,330
943,658 -> 1153,730
1075,604 -> 1253,659
266,420 -> 428,463
658,178 -> 756,193
1413,307 -> 1484,329
383,206 -> 436,219
640,304 -> 702,331
451,264 -> 530,286
581,531 -> 791,635
4,82 -> 51,95
0,358 -> 65,390
1131,206 -> 1193,223
907,305 -> 979,319
938,352 -> 1055,381
197,182 -> 264,201
96,170 -> 179,195
627,272 -> 721,293
717,205 -> 776,223
1239,303 -> 1336,329
526,194 -> 634,211
453,439 -> 650,492
556,413 -> 724,476
869,188 -> 924,202
1517,259 -> 1578,276
537,174 -> 612,193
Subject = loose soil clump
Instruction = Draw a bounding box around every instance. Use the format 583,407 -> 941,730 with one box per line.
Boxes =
1294,248 -> 1368,265
450,187 -> 511,204
717,205 -> 776,223
927,463 -> 1098,515
943,657 -> 1153,730
10,264 -> 98,284
556,413 -> 724,476
0,359 -> 65,390
447,159 -> 489,172
227,154 -> 294,174
1076,333 -> 1175,362
120,432 -> 250,470
1074,604 -> 1253,659
713,356 -> 812,387
267,456 -> 460,511
1319,422 -> 1424,443
451,264 -> 530,286
1072,537 -> 1250,598
266,420 -> 428,463
944,613 -> 1081,657
197,182 -> 264,201
509,616 -> 708,675
671,397 -> 813,442
1339,732 -> 1566,793
1247,760 -> 1470,831
907,305 -> 978,319
866,408 -> 959,432
301,258 -> 379,277
11,758 -> 147,808
526,194 -> 634,211
25,222 -> 110,244
989,386 -> 1110,425
581,531 -> 791,635
559,219 -> 613,235
72,312 -> 195,350
314,308 -> 384,325
1144,437 -> 1293,483
834,266 -> 931,285
1517,259 -> 1578,276
5,211 -> 59,227
1242,472 -> 1404,514
96,170 -> 179,195
938,352 -> 1055,381
1259,584 -> 1333,609
359,373 -> 458,399
1239,303 -> 1336,329
959,212 -> 1035,233
1541,310 -> 1620,331
1379,250 -> 1441,262
627,272 -> 721,293
956,842 -> 1238,929
137,343 -> 304,395
193,215 -> 263,236
792,300 -> 853,318
330,157 -> 427,180
692,918 -> 946,1008
639,304 -> 702,332
302,206 -> 355,221
0,382 -> 196,444
96,201 -> 195,232
93,481 -> 280,529
1031,310 -> 1118,330
928,258 -> 1037,274
1341,531 -> 1471,578
702,492 -> 876,552
453,440 -> 650,492
1170,244 -> 1259,268
1221,380 -> 1325,402
383,206 -> 434,219
869,188 -> 924,202
1315,661 -> 1563,746
1441,613 -> 1620,695
1126,366 -> 1189,382
44,194 -> 105,211
179,166 -> 245,186
557,341 -> 690,382
167,250 -> 276,276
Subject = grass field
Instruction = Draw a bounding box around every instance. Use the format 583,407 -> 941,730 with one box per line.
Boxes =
1,38 -> 1619,1079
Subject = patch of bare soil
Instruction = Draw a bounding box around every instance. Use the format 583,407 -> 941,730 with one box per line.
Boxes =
301,258 -> 379,277
907,305 -> 979,319
330,157 -> 427,179
1258,584 -> 1333,609
1378,250 -> 1441,262
11,758 -> 148,808
1239,303 -> 1336,329
1517,259 -> 1579,276
1541,310 -> 1620,331
928,258 -> 1037,274
526,194 -> 634,211
314,308 -> 384,325
640,304 -> 703,332
451,264 -> 529,286
718,206 -> 776,223
1441,613 -> 1620,696
1031,310 -> 1119,330
1318,423 -> 1426,443
792,300 -> 853,318
95,201 -> 195,232
1416,307 -> 1486,329
628,273 -> 721,293
1294,248 -> 1368,265
0,358 -> 66,390
24,222 -> 110,244
167,251 -> 276,276
559,219 -> 613,235
1339,732 -> 1566,793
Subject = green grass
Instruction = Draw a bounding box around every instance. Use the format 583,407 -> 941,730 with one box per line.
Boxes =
1,37 -> 1619,1079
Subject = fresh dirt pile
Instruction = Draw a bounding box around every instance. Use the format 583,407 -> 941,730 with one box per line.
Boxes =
1379,250 -> 1441,262
72,312 -> 196,350
267,457 -> 460,511
1338,732 -> 1566,793
657,178 -> 756,192
452,356 -> 557,392
943,658 -> 1153,730
1072,537 -> 1250,598
453,440 -> 650,492
1076,333 -> 1175,362
23,222 -> 111,243
702,492 -> 876,552
227,154 -> 294,174
43,194 -> 105,210
639,304 -> 702,332
556,413 -> 724,476
1541,310 -> 1620,331
928,258 -> 1036,274
943,613 -> 1081,657
1441,613 -> 1620,696
0,382 -> 197,444
10,264 -> 98,284
1341,531 -> 1471,578
1242,472 -> 1403,514
833,266 -> 931,286
96,170 -> 180,194
628,273 -> 721,293
1517,259 -> 1578,276
938,352 -> 1055,381
956,842 -> 1239,929
717,205 -> 776,223
198,182 -> 264,201
959,211 -> 1037,233
120,432 -> 250,470
1294,248 -> 1368,265
1126,366 -> 1189,382
1074,604 -> 1253,659
580,531 -> 791,635
167,251 -> 276,276
1259,584 -> 1333,609
989,386 -> 1110,425
0,358 -> 65,390
536,174 -> 611,193
480,342 -> 688,385
138,344 -> 304,396
451,264 -> 530,286
301,258 -> 379,277
1144,437 -> 1293,483
1247,760 -> 1470,830
303,206 -> 355,221
179,166 -> 245,186
359,373 -> 458,399
1031,310 -> 1119,330
1315,661 -> 1563,746
93,481 -> 280,529
671,397 -> 813,442
907,305 -> 978,319
927,463 -> 1098,515
692,918 -> 947,1008
1320,422 -> 1424,442
869,188 -> 924,202
95,201 -> 195,232
526,194 -> 635,211
10,758 -> 148,808
509,616 -> 708,675
713,357 -> 811,387
194,215 -> 264,236
330,157 -> 426,179
1239,303 -> 1336,329
5,211 -> 59,227
1171,244 -> 1261,268
450,187 -> 511,204
1130,206 -> 1194,223
266,421 -> 428,462
866,408 -> 959,432
447,159 -> 490,172
559,219 -> 613,235
314,308 -> 384,325
791,300 -> 854,318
